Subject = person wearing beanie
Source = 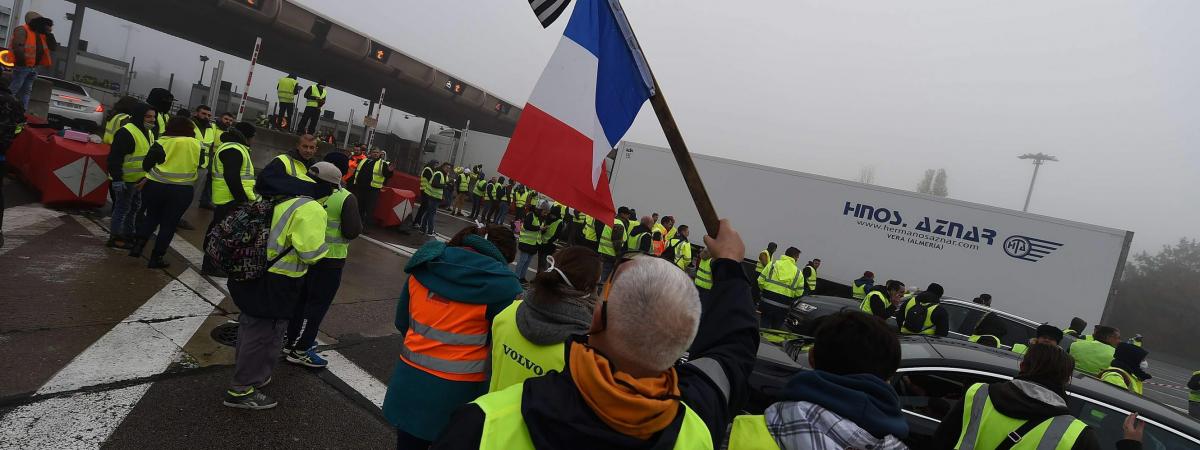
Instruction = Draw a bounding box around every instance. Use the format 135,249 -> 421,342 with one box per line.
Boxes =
898,282 -> 949,337
1013,324 -> 1066,355
200,121 -> 258,276
282,161 -> 361,369
146,88 -> 175,134
1100,343 -> 1152,395
8,11 -> 57,108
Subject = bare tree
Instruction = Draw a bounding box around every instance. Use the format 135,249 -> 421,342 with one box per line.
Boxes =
858,166 -> 876,185
932,169 -> 949,197
916,169 -> 935,194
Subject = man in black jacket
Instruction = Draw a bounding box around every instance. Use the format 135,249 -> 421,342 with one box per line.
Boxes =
932,344 -> 1142,450
898,283 -> 950,337
432,219 -> 759,449
861,279 -> 905,321
349,147 -> 392,224
105,102 -> 157,249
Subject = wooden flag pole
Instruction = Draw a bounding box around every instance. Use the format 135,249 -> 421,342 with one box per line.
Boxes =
608,0 -> 720,237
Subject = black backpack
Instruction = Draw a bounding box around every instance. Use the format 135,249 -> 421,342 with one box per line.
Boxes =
205,199 -> 291,281
903,301 -> 934,333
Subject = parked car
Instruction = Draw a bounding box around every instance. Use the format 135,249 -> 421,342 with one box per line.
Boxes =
749,334 -> 1200,449
784,295 -> 1074,350
41,75 -> 104,132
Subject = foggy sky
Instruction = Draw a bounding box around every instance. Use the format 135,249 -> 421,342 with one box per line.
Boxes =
22,0 -> 1200,254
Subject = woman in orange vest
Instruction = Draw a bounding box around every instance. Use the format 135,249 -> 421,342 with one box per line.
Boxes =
382,224 -> 522,449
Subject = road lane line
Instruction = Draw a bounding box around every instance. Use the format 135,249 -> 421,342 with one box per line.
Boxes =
0,384 -> 152,450
321,350 -> 388,409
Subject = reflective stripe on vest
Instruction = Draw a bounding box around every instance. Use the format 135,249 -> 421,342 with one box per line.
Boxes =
305,85 -> 326,107
861,290 -> 886,316
323,188 -> 352,259
276,154 -> 314,183
695,258 -> 713,290
267,197 -> 328,277
956,383 -> 1086,450
427,171 -> 445,199
487,301 -> 566,393
760,257 -> 802,299
146,136 -> 202,185
17,24 -> 52,67
211,142 -> 258,205
400,277 -> 490,381
728,415 -> 781,450
669,238 -> 691,270
277,77 -> 298,103
192,122 -> 218,162
118,123 -> 153,182
418,166 -> 433,195
355,159 -> 388,189
473,383 -> 712,450
598,224 -> 617,256
103,113 -> 129,145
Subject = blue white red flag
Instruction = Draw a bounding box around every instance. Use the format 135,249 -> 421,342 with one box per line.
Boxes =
499,0 -> 653,225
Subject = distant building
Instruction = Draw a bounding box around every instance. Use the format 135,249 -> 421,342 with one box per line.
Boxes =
187,81 -> 268,120
0,6 -> 11,49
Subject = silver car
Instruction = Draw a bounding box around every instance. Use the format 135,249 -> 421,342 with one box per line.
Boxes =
42,76 -> 104,132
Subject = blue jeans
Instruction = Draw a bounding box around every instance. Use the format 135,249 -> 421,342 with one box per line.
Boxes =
109,181 -> 142,238
470,195 -> 483,219
494,202 -> 509,224
9,67 -> 37,108
421,197 -> 441,233
515,250 -> 536,281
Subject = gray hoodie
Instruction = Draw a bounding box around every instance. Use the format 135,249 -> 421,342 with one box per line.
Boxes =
514,286 -> 595,345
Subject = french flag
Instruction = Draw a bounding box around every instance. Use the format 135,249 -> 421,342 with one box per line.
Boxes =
499,0 -> 652,225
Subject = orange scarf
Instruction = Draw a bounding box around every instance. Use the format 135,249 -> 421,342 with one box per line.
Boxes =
568,342 -> 681,440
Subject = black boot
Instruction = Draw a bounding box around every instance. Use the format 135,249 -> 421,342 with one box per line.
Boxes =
147,255 -> 170,269
106,235 -> 133,250
128,239 -> 147,258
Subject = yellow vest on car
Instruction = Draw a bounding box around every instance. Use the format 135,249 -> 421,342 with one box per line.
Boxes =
116,123 -> 154,182
145,136 -> 202,185
211,142 -> 257,205
899,297 -> 939,335
267,197 -> 329,278
473,383 -> 712,450
760,256 -> 802,301
1068,339 -> 1115,376
305,85 -> 326,108
1099,367 -> 1144,395
322,188 -> 352,259
275,154 -> 315,183
487,301 -> 566,393
102,113 -> 129,144
953,382 -> 1087,450
277,77 -> 298,103
728,415 -> 780,450
695,258 -> 713,290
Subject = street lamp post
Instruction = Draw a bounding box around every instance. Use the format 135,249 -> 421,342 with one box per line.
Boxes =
198,55 -> 209,84
1018,153 -> 1058,212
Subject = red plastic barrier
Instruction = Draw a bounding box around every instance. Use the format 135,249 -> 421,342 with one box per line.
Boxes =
384,170 -> 420,194
7,127 -> 110,207
373,187 -> 416,228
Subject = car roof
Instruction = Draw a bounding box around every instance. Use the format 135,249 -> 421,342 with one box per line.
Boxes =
802,294 -> 1043,328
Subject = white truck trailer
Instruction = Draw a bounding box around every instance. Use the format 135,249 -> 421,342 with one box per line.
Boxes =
607,141 -> 1133,329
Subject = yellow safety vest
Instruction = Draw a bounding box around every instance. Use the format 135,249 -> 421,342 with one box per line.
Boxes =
900,297 -> 940,335
519,216 -> 543,246
277,77 -> 298,103
458,174 -> 472,192
861,289 -> 887,316
969,335 -> 1001,347
354,158 -> 388,189
1099,367 -> 1144,395
695,258 -> 713,290
145,136 -> 201,185
322,188 -> 352,259
267,197 -> 329,277
102,113 -> 129,145
669,238 -> 691,270
728,415 -> 780,450
473,178 -> 487,196
156,112 -> 169,135
804,266 -> 818,294
626,229 -> 649,253
116,123 -> 154,182
192,122 -> 218,166
541,218 -> 562,245
211,142 -> 258,205
1190,371 -> 1200,403
487,301 -> 566,393
581,215 -> 598,241
954,383 -> 1087,450
473,383 -> 712,450
305,85 -> 327,108
759,256 -> 802,302
419,166 -> 433,195
275,154 -> 314,183
597,223 -> 619,257
1067,340 -> 1115,376
755,249 -> 771,274
427,171 -> 445,200
851,280 -> 869,300
1012,343 -> 1030,355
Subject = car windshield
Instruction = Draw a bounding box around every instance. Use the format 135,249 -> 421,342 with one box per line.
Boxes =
48,79 -> 88,96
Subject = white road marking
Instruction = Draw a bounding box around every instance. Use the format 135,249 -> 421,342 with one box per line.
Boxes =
169,234 -> 206,267
360,234 -> 419,256
321,350 -> 388,410
1,204 -> 63,233
0,384 -> 152,450
72,215 -> 108,238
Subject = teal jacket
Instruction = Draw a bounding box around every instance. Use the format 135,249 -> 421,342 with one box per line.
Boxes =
382,237 -> 522,441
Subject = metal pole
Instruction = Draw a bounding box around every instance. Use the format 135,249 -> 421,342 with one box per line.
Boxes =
208,60 -> 224,114
62,2 -> 84,80
364,87 -> 386,148
456,119 -> 471,167
122,56 -> 135,96
166,72 -> 174,95
418,117 -> 430,151
235,37 -> 262,122
343,108 -> 354,149
198,58 -> 207,84
1022,161 -> 1042,212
